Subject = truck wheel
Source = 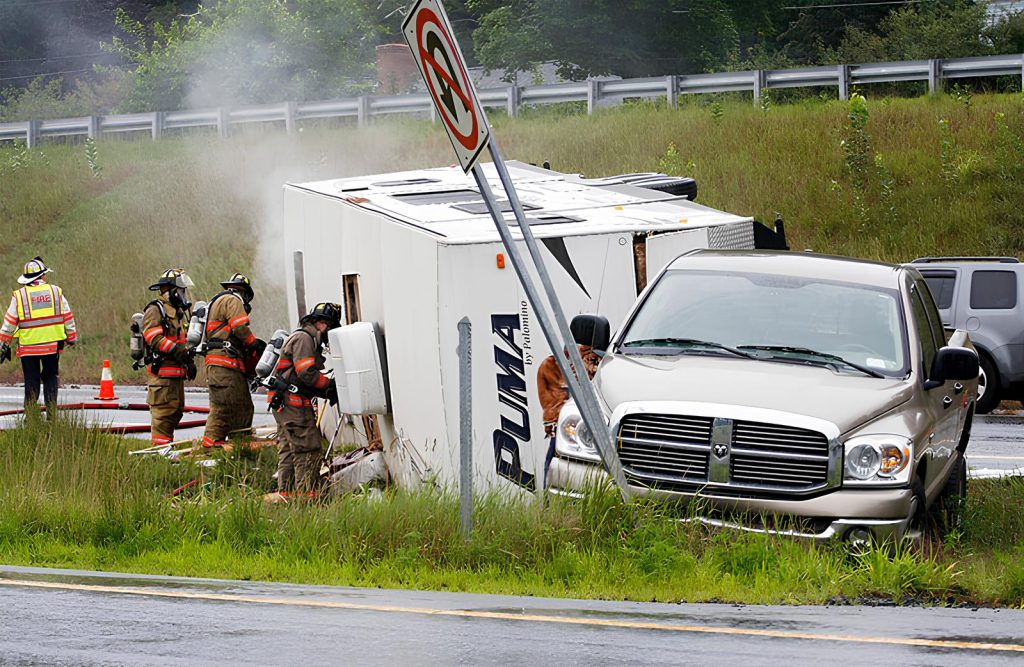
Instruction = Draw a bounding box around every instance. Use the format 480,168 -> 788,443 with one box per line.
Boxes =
934,453 -> 968,535
975,353 -> 1000,414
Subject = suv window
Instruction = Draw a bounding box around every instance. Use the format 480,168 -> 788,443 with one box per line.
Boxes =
970,270 -> 1017,310
921,270 -> 957,310
910,282 -> 939,379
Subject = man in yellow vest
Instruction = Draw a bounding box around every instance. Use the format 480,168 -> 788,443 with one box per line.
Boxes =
0,257 -> 77,409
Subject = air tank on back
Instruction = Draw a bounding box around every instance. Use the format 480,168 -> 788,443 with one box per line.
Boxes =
256,329 -> 290,378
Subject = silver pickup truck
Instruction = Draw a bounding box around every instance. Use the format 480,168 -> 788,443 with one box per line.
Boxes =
549,251 -> 980,545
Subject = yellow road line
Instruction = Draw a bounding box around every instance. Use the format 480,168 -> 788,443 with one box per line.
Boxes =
2,578 -> 1023,653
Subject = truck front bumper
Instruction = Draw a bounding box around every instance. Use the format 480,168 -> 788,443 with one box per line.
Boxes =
547,456 -> 918,544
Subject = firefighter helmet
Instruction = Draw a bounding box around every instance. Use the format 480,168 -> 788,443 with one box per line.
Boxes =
18,256 -> 51,285
149,268 -> 194,309
301,302 -> 342,329
220,272 -> 254,303
148,269 -> 194,292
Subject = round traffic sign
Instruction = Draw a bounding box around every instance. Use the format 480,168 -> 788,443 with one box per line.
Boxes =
413,7 -> 482,151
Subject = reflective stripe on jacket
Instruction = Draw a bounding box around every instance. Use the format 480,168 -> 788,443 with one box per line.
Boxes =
204,291 -> 256,375
142,293 -> 187,378
265,324 -> 326,406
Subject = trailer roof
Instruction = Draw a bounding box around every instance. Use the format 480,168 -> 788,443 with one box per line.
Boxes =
285,161 -> 753,244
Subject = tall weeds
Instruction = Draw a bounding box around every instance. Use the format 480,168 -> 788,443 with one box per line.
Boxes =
0,421 -> 1021,605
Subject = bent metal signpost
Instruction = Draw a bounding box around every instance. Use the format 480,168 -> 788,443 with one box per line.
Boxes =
403,0 -> 630,498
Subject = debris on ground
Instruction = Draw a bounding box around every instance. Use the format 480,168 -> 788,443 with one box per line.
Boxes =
325,446 -> 387,496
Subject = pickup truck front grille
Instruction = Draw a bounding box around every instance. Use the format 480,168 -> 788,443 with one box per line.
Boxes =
730,421 -> 830,489
616,413 -> 832,495
618,414 -> 712,482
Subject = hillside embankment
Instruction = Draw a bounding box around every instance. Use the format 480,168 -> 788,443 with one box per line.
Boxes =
1,93 -> 1022,382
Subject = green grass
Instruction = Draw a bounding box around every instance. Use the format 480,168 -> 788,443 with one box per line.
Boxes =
1,93 -> 1023,382
1,418 -> 1023,606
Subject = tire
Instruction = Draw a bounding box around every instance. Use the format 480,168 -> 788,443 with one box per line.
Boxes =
934,453 -> 968,535
975,352 -> 1001,414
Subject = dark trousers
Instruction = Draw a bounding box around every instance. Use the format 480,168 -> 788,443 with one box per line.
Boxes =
22,353 -> 60,407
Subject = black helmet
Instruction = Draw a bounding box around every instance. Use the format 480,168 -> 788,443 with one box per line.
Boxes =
148,268 -> 193,292
301,302 -> 342,329
149,269 -> 194,309
221,272 -> 254,303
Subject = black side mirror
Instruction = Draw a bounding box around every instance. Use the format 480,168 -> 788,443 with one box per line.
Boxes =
570,314 -> 610,352
925,346 -> 979,389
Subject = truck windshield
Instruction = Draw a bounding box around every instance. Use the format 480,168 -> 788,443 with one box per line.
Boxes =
620,270 -> 907,377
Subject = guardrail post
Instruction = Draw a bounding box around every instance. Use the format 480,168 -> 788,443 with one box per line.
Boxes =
87,115 -> 101,140
284,101 -> 297,135
665,75 -> 679,108
217,107 -> 230,138
838,64 -> 851,100
151,112 -> 164,140
753,70 -> 767,106
357,96 -> 371,126
587,79 -> 603,114
505,85 -> 520,117
25,119 -> 40,148
928,59 -> 942,93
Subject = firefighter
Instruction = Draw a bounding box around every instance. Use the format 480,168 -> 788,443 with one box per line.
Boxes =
142,269 -> 195,446
268,302 -> 340,493
201,273 -> 264,448
0,257 -> 77,410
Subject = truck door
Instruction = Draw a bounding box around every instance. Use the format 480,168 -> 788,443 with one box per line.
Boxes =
909,278 -> 958,493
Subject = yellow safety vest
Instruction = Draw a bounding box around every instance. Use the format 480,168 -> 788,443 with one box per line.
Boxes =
14,284 -> 67,346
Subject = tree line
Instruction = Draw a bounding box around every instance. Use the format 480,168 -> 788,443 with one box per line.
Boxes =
1,0 -> 1023,120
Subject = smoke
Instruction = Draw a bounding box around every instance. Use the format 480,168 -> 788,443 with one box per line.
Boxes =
0,0 -> 125,96
186,120 -> 447,333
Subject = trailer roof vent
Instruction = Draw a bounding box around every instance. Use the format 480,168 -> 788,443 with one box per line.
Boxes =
372,177 -> 441,188
451,200 -> 541,215
525,214 -> 585,226
391,189 -> 481,205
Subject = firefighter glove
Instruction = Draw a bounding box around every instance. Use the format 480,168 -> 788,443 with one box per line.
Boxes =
185,360 -> 198,381
172,345 -> 192,364
0,343 -> 10,364
326,378 -> 339,406
250,338 -> 267,355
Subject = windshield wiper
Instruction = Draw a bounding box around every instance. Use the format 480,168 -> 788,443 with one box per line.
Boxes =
735,345 -> 886,378
621,338 -> 756,359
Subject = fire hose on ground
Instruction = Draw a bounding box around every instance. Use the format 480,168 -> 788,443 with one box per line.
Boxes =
0,402 -> 211,433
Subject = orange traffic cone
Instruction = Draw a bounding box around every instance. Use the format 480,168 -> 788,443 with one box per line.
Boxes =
95,359 -> 119,400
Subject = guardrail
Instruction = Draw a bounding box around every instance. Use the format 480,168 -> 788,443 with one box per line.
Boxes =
2,54 -> 1022,146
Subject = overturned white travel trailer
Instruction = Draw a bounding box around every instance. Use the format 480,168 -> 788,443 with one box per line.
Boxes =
281,161 -> 788,497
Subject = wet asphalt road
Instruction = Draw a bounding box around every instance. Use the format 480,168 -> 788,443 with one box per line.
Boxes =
965,410 -> 1024,478
0,566 -> 1022,666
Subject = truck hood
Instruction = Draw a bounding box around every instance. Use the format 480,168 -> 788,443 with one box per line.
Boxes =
595,353 -> 914,434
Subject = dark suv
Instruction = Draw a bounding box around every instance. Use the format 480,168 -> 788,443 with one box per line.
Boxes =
913,257 -> 1024,413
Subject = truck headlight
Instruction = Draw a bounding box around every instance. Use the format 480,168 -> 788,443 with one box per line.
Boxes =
554,402 -> 602,463
843,435 -> 912,485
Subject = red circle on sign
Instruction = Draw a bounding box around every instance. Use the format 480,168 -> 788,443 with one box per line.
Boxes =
415,8 -> 480,151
